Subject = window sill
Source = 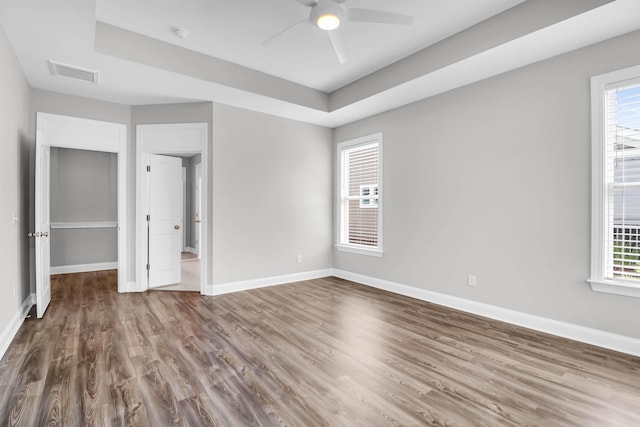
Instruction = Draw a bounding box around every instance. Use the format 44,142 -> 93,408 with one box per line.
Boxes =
335,244 -> 383,257
588,279 -> 640,298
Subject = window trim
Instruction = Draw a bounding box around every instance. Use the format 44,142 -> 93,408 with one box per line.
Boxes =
336,132 -> 383,256
589,64 -> 640,298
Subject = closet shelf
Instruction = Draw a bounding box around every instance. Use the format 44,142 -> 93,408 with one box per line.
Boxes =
50,222 -> 118,229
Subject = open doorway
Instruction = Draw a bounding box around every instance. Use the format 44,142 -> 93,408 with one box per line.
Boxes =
34,113 -> 127,317
136,123 -> 208,294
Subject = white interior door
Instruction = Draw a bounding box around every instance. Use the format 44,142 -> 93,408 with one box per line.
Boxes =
35,142 -> 51,318
195,163 -> 202,257
148,154 -> 183,288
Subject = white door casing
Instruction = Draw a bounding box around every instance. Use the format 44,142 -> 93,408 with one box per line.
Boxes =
35,142 -> 51,318
136,123 -> 208,294
148,154 -> 183,288
195,162 -> 202,257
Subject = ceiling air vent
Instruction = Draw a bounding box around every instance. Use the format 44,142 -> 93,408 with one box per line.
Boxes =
48,60 -> 99,84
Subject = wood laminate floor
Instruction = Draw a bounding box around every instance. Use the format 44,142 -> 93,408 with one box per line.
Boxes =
1,271 -> 639,426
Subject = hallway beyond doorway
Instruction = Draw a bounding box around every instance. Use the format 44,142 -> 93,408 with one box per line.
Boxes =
153,252 -> 200,292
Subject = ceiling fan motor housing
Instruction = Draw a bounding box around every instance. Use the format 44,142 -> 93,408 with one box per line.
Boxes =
310,0 -> 346,30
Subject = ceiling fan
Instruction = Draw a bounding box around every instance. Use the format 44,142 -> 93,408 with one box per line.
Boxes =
263,0 -> 413,64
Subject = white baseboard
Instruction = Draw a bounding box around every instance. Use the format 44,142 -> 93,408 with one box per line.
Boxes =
50,262 -> 118,275
186,247 -> 198,255
203,283 -> 215,295
207,269 -> 334,296
332,269 -> 640,357
0,293 -> 35,361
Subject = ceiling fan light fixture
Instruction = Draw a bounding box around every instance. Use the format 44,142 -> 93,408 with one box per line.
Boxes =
310,1 -> 346,32
317,13 -> 340,30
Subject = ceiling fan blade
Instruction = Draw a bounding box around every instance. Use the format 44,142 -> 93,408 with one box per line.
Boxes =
348,8 -> 414,26
293,0 -> 316,7
263,19 -> 308,46
327,30 -> 347,64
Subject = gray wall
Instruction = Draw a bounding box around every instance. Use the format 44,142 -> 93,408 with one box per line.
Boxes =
30,89 -> 132,283
0,24 -> 31,336
211,103 -> 333,284
50,147 -> 118,266
333,29 -> 640,340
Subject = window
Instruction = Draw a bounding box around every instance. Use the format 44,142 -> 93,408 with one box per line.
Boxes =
590,65 -> 640,298
337,133 -> 383,256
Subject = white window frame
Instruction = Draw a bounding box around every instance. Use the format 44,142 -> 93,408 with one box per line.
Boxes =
336,133 -> 383,257
589,64 -> 640,298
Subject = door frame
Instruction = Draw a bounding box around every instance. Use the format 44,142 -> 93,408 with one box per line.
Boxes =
195,162 -> 202,258
36,112 -> 128,292
136,123 -> 208,294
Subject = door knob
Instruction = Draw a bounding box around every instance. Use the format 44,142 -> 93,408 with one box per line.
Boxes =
175,225 -> 180,230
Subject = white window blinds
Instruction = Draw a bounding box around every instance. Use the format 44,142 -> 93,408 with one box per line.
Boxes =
604,81 -> 640,282
338,134 -> 382,253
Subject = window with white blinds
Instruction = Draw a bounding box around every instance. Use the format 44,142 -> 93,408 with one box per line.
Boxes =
590,66 -> 640,298
604,82 -> 640,282
337,133 -> 383,256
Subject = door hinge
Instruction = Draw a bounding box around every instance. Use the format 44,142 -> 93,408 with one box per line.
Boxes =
147,165 -> 151,172
146,264 -> 150,271
146,214 -> 150,221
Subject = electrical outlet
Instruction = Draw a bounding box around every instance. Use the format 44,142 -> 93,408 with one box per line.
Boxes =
468,275 -> 477,287
297,255 -> 302,264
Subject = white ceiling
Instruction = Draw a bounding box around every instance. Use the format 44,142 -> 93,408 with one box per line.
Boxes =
96,0 -> 524,92
1,0 -> 640,127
